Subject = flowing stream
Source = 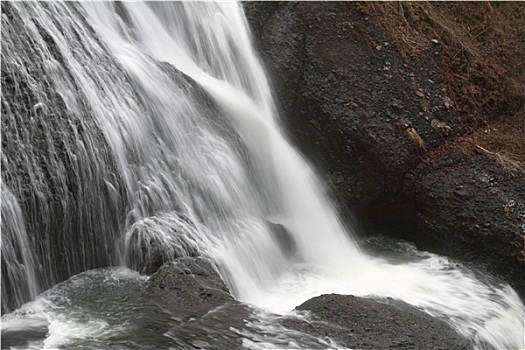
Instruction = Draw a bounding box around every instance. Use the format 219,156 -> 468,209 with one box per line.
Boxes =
1,2 -> 524,349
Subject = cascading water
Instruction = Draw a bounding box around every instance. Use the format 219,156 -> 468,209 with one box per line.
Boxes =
1,186 -> 40,313
1,2 -> 524,350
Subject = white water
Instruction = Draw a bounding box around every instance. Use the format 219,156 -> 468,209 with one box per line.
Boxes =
1,186 -> 41,312
2,1 -> 524,349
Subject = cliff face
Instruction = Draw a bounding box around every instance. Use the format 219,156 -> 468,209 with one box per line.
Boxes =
244,2 -> 524,296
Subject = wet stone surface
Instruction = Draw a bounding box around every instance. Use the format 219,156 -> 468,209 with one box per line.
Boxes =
283,294 -> 472,350
144,257 -> 234,320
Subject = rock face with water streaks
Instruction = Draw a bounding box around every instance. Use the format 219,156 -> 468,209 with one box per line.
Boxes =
244,1 -> 525,296
284,294 -> 471,350
1,1 -> 124,313
1,0 -> 230,312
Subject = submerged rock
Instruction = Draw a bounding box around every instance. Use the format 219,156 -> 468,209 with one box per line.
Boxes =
284,294 -> 471,350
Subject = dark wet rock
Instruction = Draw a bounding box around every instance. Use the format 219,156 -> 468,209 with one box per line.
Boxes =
266,219 -> 297,256
130,238 -> 199,276
243,2 -> 279,40
283,294 -> 471,350
404,155 -> 525,296
0,2 -> 235,313
142,257 -> 254,349
143,259 -> 472,349
144,257 -> 234,319
1,322 -> 48,350
163,302 -> 252,350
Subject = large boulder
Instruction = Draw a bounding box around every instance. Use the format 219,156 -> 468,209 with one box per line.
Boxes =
143,257 -> 234,319
404,154 -> 525,295
283,294 -> 471,350
142,257 -> 250,349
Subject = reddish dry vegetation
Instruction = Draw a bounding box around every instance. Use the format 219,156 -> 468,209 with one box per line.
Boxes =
359,2 -> 525,172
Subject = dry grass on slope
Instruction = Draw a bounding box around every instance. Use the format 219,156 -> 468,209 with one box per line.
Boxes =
358,2 -> 525,171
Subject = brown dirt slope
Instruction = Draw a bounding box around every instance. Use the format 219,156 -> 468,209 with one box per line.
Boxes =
358,2 -> 525,171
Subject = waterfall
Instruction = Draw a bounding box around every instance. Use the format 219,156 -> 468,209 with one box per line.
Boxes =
1,185 -> 40,313
1,2 -> 523,349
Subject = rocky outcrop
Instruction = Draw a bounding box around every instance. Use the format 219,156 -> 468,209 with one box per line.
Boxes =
284,294 -> 471,350
244,2 -> 524,296
1,1 -> 228,312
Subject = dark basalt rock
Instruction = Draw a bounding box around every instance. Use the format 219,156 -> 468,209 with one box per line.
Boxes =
404,155 -> 525,296
283,294 -> 471,350
142,257 -> 251,349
